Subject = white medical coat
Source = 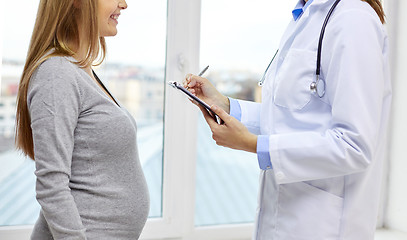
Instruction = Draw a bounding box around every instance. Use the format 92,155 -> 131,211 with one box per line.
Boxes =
237,0 -> 392,239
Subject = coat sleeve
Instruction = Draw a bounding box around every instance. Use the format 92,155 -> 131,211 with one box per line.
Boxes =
28,58 -> 87,239
269,9 -> 391,184
237,99 -> 262,135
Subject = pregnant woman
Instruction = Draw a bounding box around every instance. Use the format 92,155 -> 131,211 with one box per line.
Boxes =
15,0 -> 150,239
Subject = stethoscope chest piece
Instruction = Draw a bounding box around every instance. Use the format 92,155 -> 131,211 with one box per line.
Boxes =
310,75 -> 326,97
260,0 -> 341,99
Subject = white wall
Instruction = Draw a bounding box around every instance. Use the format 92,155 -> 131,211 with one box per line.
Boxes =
384,0 -> 407,233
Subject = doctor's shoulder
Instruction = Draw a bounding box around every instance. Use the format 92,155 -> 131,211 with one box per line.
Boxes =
333,0 -> 385,26
326,0 -> 387,44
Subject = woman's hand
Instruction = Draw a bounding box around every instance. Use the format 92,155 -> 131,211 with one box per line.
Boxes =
184,74 -> 230,114
198,104 -> 258,153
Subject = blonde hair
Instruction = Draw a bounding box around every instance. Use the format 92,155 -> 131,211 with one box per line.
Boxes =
15,0 -> 106,160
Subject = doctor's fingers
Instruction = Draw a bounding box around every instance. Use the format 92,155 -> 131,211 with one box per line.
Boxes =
210,105 -> 232,123
201,111 -> 236,148
185,74 -> 210,89
208,110 -> 255,152
183,74 -> 193,88
207,105 -> 236,129
197,104 -> 226,134
198,104 -> 217,125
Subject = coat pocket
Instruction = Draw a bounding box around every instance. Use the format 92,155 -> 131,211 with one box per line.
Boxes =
273,49 -> 316,110
275,181 -> 343,240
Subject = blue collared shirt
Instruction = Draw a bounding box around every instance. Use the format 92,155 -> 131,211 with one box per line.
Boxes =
229,98 -> 272,170
292,0 -> 314,21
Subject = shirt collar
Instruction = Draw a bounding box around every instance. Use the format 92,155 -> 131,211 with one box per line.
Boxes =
292,0 -> 314,21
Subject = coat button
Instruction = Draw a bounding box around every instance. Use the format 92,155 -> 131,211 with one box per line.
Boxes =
275,172 -> 285,180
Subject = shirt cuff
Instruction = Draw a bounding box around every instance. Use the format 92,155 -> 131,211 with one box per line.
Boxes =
229,97 -> 242,121
257,135 -> 272,170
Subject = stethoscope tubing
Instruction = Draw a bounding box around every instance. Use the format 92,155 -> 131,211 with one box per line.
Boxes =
316,0 -> 342,77
259,0 -> 342,98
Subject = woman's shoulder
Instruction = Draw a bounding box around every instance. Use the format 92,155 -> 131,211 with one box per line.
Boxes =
31,55 -> 84,86
28,56 -> 87,101
27,55 -> 87,109
35,55 -> 79,77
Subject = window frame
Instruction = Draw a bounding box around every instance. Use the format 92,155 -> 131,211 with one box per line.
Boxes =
1,0 -> 394,239
141,0 -> 256,238
0,0 -> 255,239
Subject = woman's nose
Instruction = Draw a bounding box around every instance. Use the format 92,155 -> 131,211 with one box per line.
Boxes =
119,0 -> 127,10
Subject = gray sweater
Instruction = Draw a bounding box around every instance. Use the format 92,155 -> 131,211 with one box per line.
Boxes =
28,56 -> 150,239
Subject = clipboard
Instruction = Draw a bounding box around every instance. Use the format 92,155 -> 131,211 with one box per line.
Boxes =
168,81 -> 223,124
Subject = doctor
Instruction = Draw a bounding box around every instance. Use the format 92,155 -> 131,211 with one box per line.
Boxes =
185,0 -> 391,239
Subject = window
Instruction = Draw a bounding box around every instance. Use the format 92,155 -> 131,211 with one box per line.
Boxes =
0,0 -> 40,228
0,0 -> 166,227
97,0 -> 168,218
194,0 -> 292,227
0,0 -> 300,239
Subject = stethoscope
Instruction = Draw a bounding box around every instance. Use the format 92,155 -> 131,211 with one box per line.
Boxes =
259,0 -> 342,98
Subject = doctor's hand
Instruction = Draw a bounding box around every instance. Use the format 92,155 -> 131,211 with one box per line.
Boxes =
199,104 -> 258,153
184,74 -> 230,114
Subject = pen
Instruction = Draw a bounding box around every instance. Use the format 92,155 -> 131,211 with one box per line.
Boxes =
186,65 -> 209,90
198,65 -> 209,77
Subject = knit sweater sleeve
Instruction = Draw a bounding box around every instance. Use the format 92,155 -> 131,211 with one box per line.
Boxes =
27,57 -> 87,239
